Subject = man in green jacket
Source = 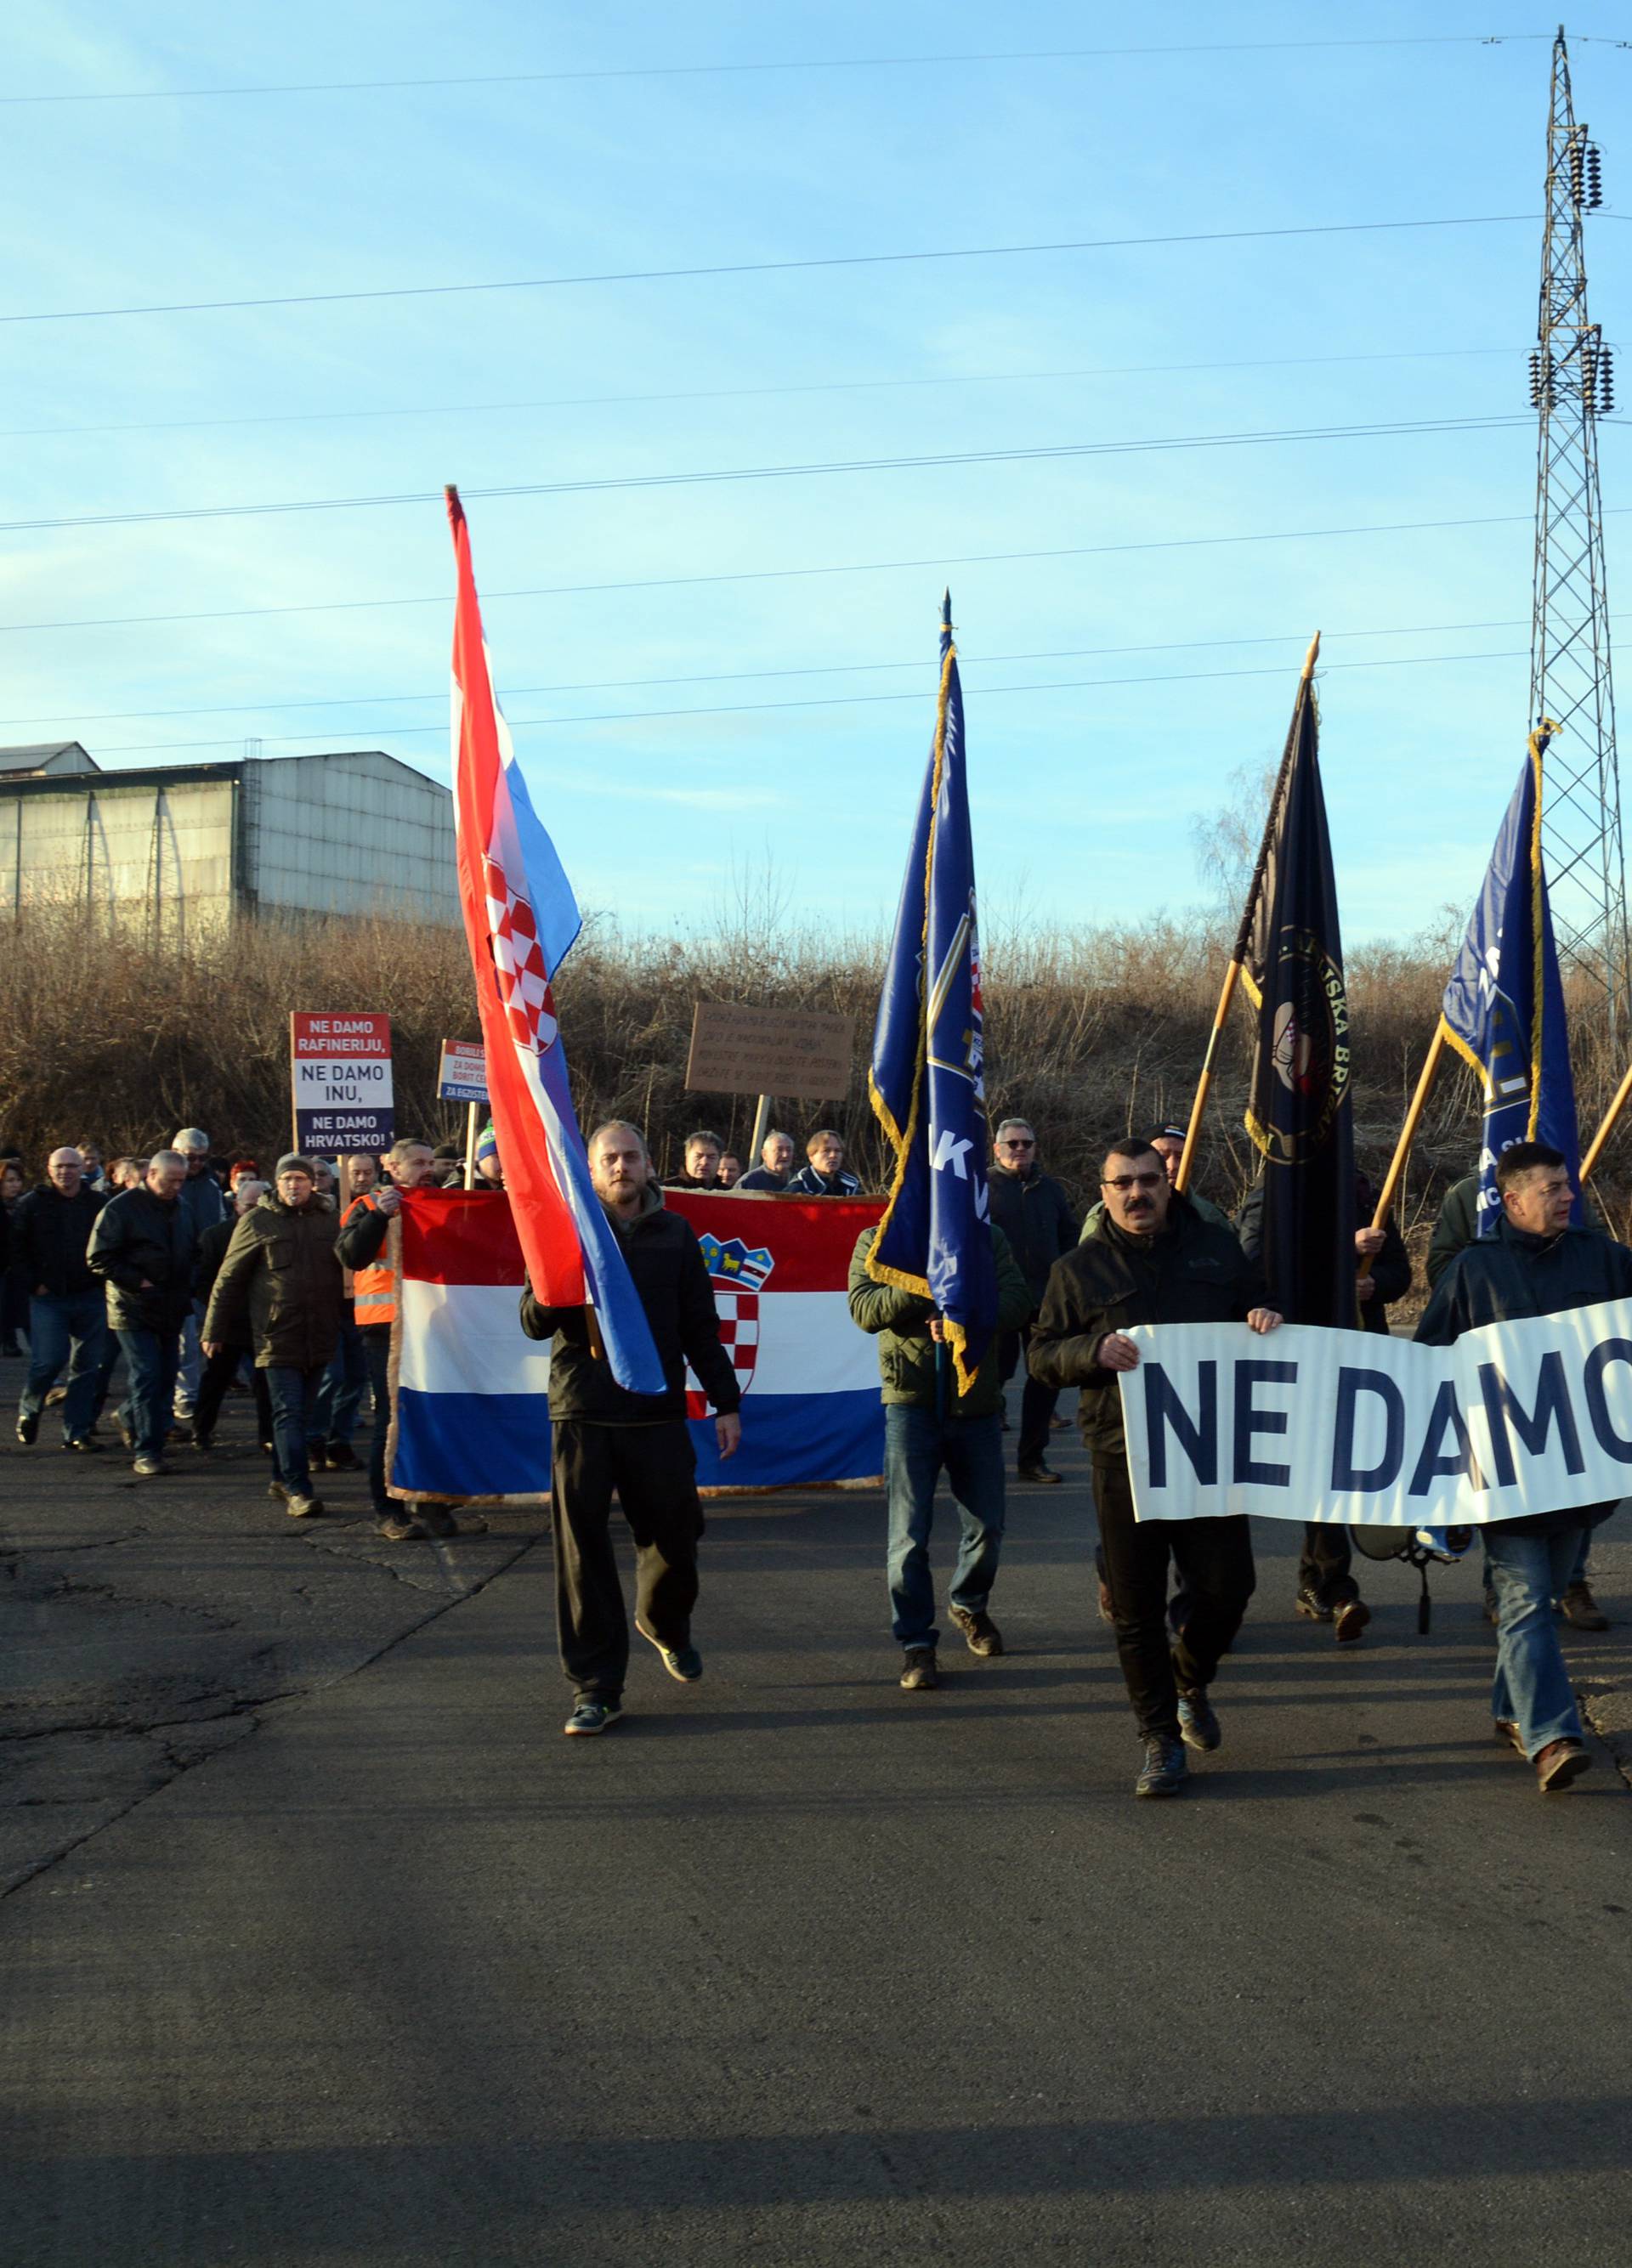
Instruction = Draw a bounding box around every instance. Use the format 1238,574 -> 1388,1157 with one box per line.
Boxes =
849,1221 -> 1030,1690
203,1155 -> 342,1520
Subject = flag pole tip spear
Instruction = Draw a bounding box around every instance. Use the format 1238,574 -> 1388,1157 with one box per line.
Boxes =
1301,631 -> 1321,680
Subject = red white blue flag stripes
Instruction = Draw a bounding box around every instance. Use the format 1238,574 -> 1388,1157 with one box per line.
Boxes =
446,486 -> 662,1394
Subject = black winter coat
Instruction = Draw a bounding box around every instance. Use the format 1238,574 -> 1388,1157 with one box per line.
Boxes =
987,1164 -> 1077,1309
1414,1215 -> 1632,1535
88,1185 -> 196,1332
1236,1169 -> 1411,1333
518,1187 -> 741,1424
1028,1194 -> 1267,1463
10,1182 -> 105,1298
202,1192 -> 343,1371
194,1215 -> 252,1351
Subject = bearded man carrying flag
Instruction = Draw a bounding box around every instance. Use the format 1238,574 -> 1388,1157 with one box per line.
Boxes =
447,489 -> 739,1737
853,595 -> 1028,1692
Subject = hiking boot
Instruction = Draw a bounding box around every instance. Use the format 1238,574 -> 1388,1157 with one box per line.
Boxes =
899,1645 -> 939,1690
949,1604 -> 1004,1656
1333,1597 -> 1372,1645
1494,1718 -> 1525,1754
133,1455 -> 166,1478
636,1617 -> 703,1682
15,1411 -> 38,1445
1017,1462 -> 1062,1485
416,1502 -> 488,1540
1535,1739 -> 1591,1793
1295,1586 -> 1334,1623
565,1696 -> 623,1737
376,1512 -> 424,1542
324,1441 -> 360,1471
1559,1582 -> 1610,1632
286,1492 -> 325,1519
1176,1688 -> 1221,1754
1135,1734 -> 1188,1798
63,1434 -> 102,1453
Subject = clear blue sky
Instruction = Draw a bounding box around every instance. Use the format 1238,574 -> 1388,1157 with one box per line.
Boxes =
4,3 -> 1631,947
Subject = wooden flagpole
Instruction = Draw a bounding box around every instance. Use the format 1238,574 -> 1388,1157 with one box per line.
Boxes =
1176,631 -> 1320,1192
1581,1060 -> 1632,1184
1357,1024 -> 1448,1279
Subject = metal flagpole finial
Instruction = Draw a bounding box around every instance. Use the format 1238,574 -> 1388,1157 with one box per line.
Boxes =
941,587 -> 953,631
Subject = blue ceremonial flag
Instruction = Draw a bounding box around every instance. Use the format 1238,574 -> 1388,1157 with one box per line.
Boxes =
865,592 -> 998,1394
1439,729 -> 1581,1234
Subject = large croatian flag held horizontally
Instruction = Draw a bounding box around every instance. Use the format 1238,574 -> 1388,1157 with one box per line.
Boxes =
389,1187 -> 887,1500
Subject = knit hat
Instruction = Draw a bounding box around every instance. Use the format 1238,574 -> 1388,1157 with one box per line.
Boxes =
275,1152 -> 319,1179
475,1121 -> 500,1165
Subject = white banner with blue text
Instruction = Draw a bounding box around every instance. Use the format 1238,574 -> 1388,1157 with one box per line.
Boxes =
1118,1301 -> 1632,1526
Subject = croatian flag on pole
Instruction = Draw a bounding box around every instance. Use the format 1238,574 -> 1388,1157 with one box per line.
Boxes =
445,486 -> 661,1394
390,1189 -> 887,1498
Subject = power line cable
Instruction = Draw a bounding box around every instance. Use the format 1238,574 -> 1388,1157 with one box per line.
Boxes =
5,504 -> 1594,637
0,411 -> 1534,534
0,613 -> 1582,732
0,213 -> 1537,327
81,643 -> 1535,758
0,342 -> 1527,444
0,33 -> 1550,106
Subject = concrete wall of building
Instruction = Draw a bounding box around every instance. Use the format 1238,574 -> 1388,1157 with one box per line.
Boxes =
0,776 -> 237,937
242,753 -> 457,924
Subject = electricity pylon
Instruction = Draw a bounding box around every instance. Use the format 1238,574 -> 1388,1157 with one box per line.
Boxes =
1529,26 -> 1627,1044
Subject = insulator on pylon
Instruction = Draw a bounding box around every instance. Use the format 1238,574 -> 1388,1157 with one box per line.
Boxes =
1601,345 -> 1616,415
1569,128 -> 1588,204
1586,144 -> 1604,207
1529,350 -> 1556,410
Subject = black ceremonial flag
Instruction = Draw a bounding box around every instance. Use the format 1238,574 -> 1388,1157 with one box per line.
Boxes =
1241,682 -> 1357,1327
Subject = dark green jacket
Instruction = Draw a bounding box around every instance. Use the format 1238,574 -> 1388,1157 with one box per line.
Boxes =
1415,1213 -> 1632,1536
202,1191 -> 343,1371
1029,1194 -> 1267,1463
1426,1174 -> 1481,1290
847,1224 -> 1031,1417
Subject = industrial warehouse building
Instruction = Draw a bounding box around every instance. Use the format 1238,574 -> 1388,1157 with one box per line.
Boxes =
0,744 -> 458,936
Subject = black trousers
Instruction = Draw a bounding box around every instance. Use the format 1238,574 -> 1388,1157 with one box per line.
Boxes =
1001,1321 -> 1061,1466
193,1343 -> 271,1449
1298,1524 -> 1357,1606
552,1418 -> 703,1700
362,1324 -> 395,1518
1093,1460 -> 1255,1739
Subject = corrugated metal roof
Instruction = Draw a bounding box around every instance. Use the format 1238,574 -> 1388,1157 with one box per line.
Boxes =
0,741 -> 98,775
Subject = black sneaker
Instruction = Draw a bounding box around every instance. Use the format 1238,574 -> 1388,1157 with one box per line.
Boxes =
635,1616 -> 702,1682
1135,1734 -> 1188,1797
1559,1582 -> 1611,1632
949,1604 -> 1004,1656
899,1645 -> 939,1690
192,1432 -> 214,1455
1017,1462 -> 1062,1485
1295,1586 -> 1334,1623
416,1502 -> 488,1540
324,1441 -> 360,1471
564,1697 -> 623,1736
1176,1688 -> 1221,1753
63,1434 -> 102,1453
16,1411 -> 39,1445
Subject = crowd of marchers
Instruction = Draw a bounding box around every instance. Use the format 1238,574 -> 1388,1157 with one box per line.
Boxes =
2,1113 -> 1621,1800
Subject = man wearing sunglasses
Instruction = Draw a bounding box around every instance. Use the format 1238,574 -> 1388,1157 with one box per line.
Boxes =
1029,1140 -> 1283,1798
987,1119 -> 1078,1484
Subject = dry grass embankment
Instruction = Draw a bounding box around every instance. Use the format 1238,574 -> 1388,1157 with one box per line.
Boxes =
2,906 -> 1627,1286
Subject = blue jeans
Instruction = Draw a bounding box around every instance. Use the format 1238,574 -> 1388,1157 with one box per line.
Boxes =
1486,1524 -> 1590,1758
21,1291 -> 107,1441
116,1327 -> 181,1461
265,1364 -> 326,1495
310,1309 -> 366,1447
884,1403 -> 1006,1649
1482,1529 -> 1591,1607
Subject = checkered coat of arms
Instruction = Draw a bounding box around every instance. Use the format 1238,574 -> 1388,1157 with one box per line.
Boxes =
685,1232 -> 775,1417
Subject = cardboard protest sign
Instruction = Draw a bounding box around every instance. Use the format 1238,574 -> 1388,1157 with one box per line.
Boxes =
1119,1303 -> 1632,1528
685,1001 -> 854,1101
290,1012 -> 393,1154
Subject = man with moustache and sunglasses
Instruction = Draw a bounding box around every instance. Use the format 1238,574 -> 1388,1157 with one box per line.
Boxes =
1028,1138 -> 1283,1799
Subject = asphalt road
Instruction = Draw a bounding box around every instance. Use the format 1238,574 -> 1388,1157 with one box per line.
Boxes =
4,1380 -> 1631,2267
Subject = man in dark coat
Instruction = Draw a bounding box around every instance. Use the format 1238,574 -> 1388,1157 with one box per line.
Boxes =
519,1120 -> 742,1737
987,1117 -> 1077,1484
190,1178 -> 274,1456
12,1145 -> 106,1452
1237,1165 -> 1411,1641
88,1149 -> 196,1477
1415,1140 -> 1632,1793
202,1155 -> 342,1519
1029,1138 -> 1284,1799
